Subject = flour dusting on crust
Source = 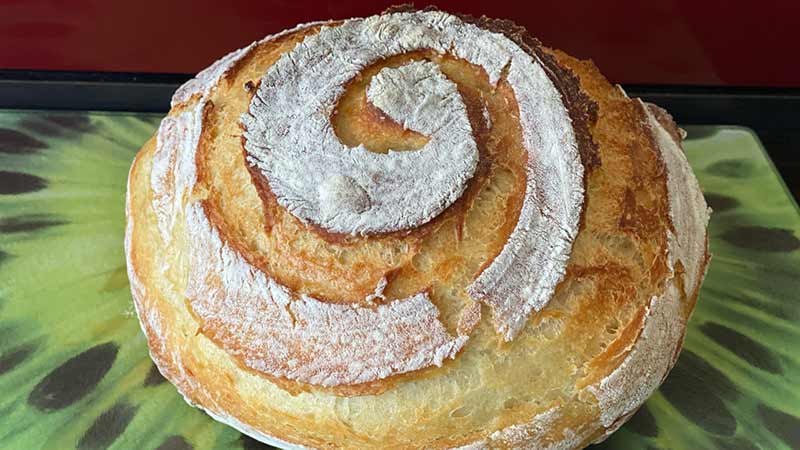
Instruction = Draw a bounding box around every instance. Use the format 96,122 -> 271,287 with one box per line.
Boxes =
451,441 -> 488,450
184,203 -> 467,386
488,406 -> 595,449
464,33 -> 584,341
243,11 -> 584,339
467,54 -> 584,340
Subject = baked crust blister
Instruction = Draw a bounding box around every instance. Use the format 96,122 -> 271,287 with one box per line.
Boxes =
125,7 -> 710,449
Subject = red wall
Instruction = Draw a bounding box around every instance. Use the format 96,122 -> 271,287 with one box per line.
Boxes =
1,0 -> 798,86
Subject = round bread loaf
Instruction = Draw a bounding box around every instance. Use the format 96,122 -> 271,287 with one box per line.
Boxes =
125,6 -> 710,449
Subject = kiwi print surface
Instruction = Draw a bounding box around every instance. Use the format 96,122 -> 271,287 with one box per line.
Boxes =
0,111 -> 798,450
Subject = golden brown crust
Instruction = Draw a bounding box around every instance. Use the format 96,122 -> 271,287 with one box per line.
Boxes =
125,8 -> 709,449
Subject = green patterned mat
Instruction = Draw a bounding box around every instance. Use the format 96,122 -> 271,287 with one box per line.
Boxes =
0,110 -> 798,450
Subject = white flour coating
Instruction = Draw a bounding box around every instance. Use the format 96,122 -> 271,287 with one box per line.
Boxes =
590,408 -> 638,444
317,174 -> 371,220
451,441 -> 488,450
364,276 -> 388,305
587,103 -> 709,428
184,203 -> 468,386
243,11 -> 583,339
355,60 -> 478,231
150,104 -> 202,243
481,103 -> 492,130
487,406 -> 595,449
463,34 -> 583,340
243,21 -> 482,235
642,101 -> 710,294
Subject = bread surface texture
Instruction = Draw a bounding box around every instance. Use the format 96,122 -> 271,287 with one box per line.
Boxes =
125,7 -> 710,449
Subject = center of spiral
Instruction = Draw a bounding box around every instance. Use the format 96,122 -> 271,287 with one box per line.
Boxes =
317,61 -> 466,222
242,20 -> 480,236
331,56 -> 437,155
365,61 -> 458,149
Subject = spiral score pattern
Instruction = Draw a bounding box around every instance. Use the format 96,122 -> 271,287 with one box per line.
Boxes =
124,7 -> 711,449
144,10 -> 588,387
242,11 -> 585,343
